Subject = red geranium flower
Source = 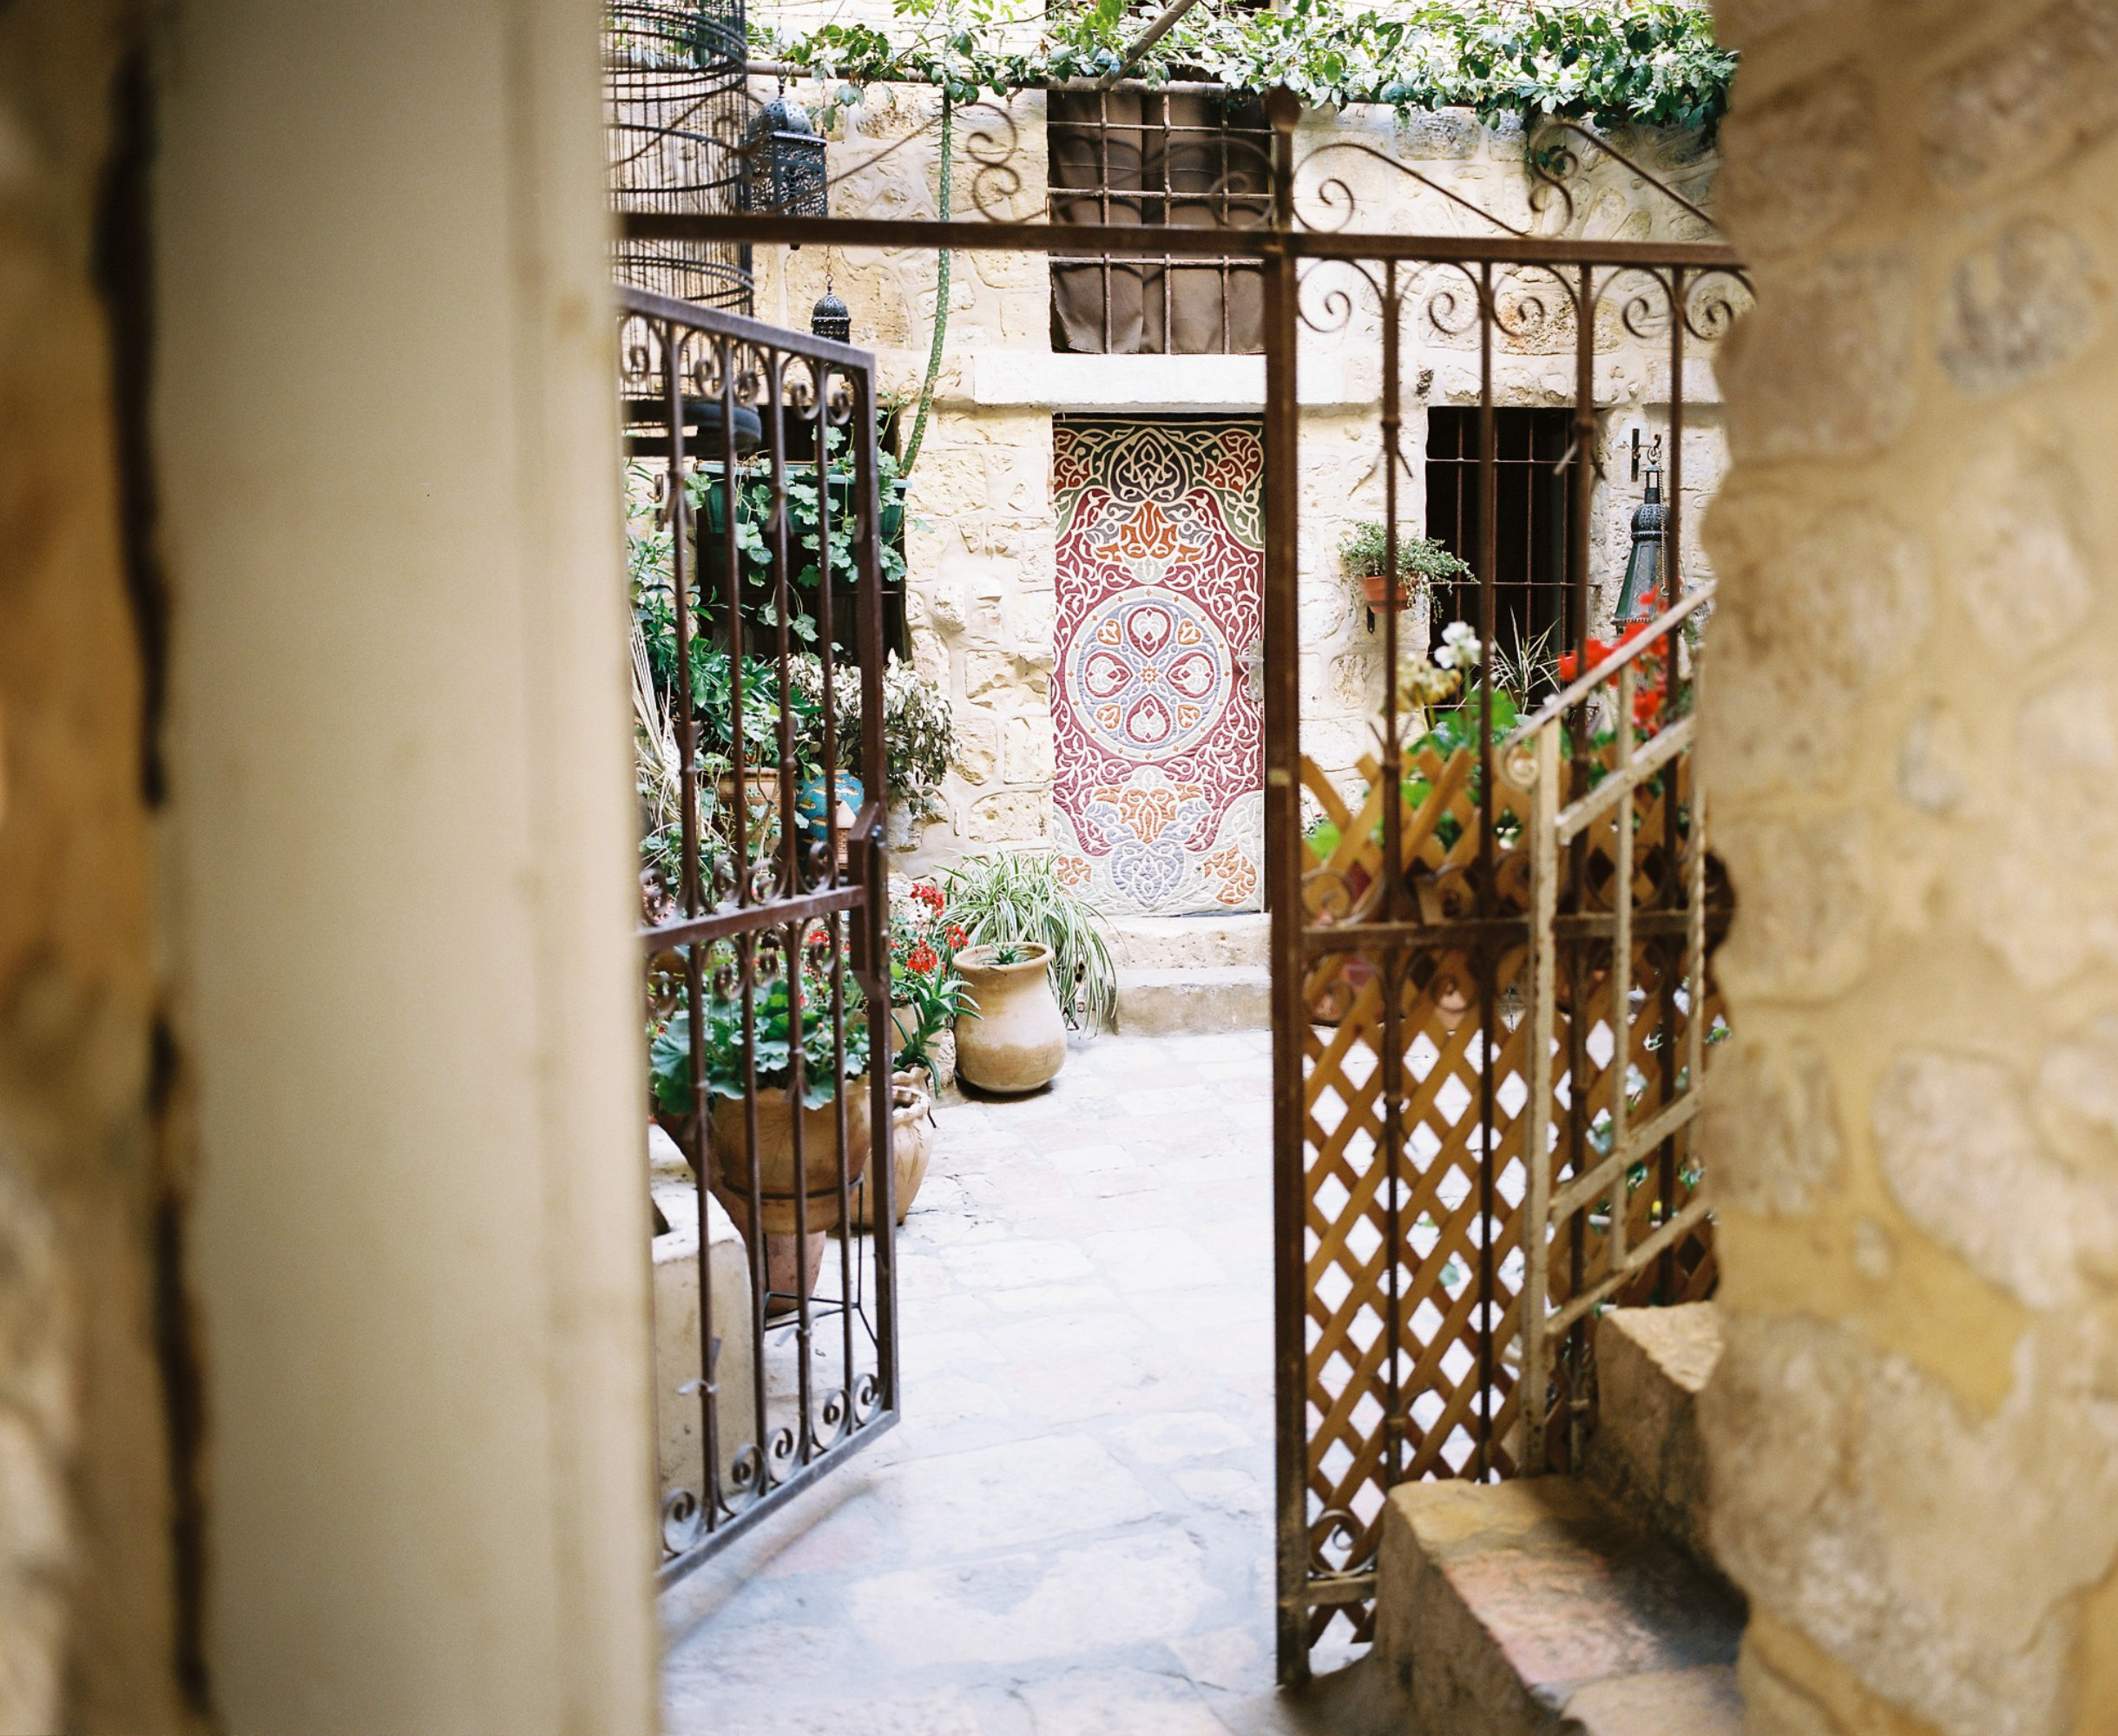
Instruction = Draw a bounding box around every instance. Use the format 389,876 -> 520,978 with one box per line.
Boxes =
907,943 -> 939,974
946,924 -> 968,949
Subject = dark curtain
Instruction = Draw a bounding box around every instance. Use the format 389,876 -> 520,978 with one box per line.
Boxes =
1049,90 -> 1268,355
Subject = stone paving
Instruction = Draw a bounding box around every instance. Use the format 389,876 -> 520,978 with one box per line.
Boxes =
661,1029 -> 1378,1735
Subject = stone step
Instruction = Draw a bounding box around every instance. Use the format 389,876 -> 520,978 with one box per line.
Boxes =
1111,911 -> 1269,970
1375,1477 -> 1744,1736
1115,964 -> 1271,1034
1585,1303 -> 1723,1577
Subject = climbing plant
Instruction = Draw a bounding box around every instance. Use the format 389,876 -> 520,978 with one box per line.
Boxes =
759,1 -> 1736,138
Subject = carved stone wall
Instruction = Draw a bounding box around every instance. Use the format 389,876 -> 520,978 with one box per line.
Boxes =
0,3 -> 193,1730
1701,3 -> 2118,1733
749,70 -> 1729,870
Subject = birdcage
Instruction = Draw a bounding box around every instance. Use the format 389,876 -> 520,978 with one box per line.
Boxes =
605,0 -> 754,312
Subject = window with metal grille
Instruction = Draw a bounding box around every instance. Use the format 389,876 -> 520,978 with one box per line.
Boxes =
1424,407 -> 1578,689
1047,88 -> 1271,355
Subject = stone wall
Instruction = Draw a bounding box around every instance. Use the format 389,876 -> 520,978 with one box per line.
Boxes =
1700,3 -> 2118,1733
751,69 -> 1729,871
0,3 -> 194,1730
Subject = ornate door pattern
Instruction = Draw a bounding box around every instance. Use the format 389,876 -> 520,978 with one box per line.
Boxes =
1051,418 -> 1266,915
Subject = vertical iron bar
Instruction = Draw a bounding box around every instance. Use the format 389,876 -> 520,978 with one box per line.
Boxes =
764,358 -> 819,1463
1659,269 -> 1686,1299
665,321 -> 723,1529
1378,265 -> 1406,1496
816,372 -> 859,1410
1565,266 -> 1596,1472
1263,85 -> 1309,1688
851,365 -> 899,1418
1473,263 -> 1497,1481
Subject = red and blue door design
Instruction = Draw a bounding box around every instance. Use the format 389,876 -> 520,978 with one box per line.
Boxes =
1051,419 -> 1266,915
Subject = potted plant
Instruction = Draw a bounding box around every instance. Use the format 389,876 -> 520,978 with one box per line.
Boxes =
648,944 -> 874,1307
889,878 -> 973,1095
1340,522 -> 1471,615
953,940 -> 1068,1095
942,852 -> 1116,1093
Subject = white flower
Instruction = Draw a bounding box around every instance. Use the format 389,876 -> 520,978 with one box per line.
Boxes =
1436,621 -> 1483,672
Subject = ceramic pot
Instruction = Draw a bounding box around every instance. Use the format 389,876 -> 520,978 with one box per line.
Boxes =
707,1081 -> 872,1237
954,943 -> 1066,1094
852,1073 -> 935,1230
1359,570 -> 1412,609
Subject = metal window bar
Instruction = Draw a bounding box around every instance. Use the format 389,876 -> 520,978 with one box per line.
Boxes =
622,284 -> 899,1582
1048,88 -> 1271,354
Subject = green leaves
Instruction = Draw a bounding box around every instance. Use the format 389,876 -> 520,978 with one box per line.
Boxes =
651,966 -> 872,1113
759,0 -> 1734,138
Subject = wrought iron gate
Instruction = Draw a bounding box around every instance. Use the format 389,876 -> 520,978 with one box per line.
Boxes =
622,286 -> 901,1580
1259,220 -> 1743,1671
625,88 -> 1746,1669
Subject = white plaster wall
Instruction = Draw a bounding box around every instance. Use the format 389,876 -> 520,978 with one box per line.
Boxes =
154,1 -> 657,1729
749,69 -> 1731,869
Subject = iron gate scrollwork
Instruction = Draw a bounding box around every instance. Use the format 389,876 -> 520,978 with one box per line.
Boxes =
622,285 -> 899,1581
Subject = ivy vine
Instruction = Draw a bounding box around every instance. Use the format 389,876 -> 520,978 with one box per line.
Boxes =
759,1 -> 1736,139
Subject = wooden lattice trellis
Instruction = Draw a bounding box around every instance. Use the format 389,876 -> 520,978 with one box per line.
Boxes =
1292,592 -> 1724,1647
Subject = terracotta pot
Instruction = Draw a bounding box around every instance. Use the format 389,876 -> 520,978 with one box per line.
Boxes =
1358,570 -> 1412,609
954,943 -> 1067,1095
852,1073 -> 935,1231
707,1081 -> 872,1236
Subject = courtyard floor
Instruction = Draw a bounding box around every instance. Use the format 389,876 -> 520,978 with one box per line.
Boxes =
660,1029 -> 1376,1735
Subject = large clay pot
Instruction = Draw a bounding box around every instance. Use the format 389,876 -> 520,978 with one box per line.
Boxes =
707,1081 -> 872,1236
852,1073 -> 935,1231
955,943 -> 1067,1095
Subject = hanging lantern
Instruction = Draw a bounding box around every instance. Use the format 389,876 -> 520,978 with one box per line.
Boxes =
811,288 -> 851,344
1616,440 -> 1667,622
741,93 -> 828,220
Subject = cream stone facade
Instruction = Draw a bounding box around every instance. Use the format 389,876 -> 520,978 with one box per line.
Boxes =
750,73 -> 1732,884
1700,3 -> 2118,1733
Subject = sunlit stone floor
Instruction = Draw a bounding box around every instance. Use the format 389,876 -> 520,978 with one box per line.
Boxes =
660,1029 -> 1373,1735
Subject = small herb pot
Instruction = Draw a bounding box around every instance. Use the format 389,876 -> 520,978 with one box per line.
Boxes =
954,942 -> 1066,1095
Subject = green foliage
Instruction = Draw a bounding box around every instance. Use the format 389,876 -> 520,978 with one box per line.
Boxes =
761,2 -> 1735,138
1340,522 -> 1471,583
942,852 -> 1118,1033
650,962 -> 872,1114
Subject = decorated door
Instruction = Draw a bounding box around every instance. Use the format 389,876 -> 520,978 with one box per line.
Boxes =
1050,418 -> 1266,915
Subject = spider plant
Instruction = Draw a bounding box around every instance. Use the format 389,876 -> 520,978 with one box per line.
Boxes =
941,852 -> 1117,1033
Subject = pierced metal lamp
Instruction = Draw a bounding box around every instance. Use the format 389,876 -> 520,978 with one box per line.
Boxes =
1616,440 -> 1667,623
811,286 -> 851,343
741,92 -> 828,219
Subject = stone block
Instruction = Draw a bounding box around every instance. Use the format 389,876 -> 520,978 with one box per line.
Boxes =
955,709 -> 1001,785
963,649 -> 1018,700
1719,249 -> 1916,461
964,789 -> 1049,842
1003,713 -> 1055,784
1938,218 -> 2097,399
1585,1305 -> 1724,1577
1111,914 -> 1268,970
1115,968 -> 1270,1035
1373,1477 -> 1743,1736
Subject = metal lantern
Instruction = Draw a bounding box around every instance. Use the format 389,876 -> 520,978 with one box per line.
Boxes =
1616,444 -> 1668,622
810,288 -> 851,343
742,94 -> 829,220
